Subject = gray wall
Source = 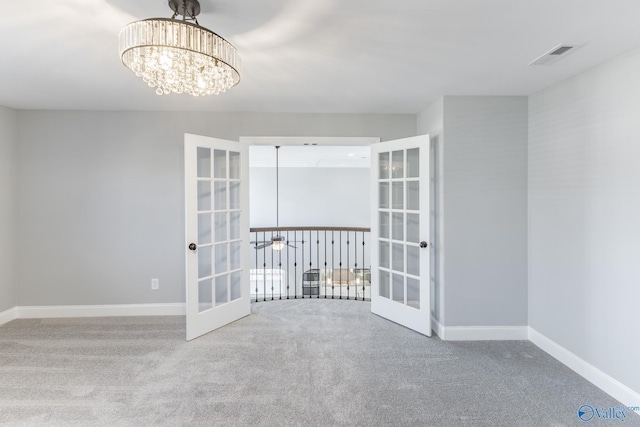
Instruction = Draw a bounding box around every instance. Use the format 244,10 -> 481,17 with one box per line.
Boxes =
16,111 -> 415,306
250,167 -> 370,228
529,47 -> 640,392
0,106 -> 18,312
417,98 -> 445,323
442,96 -> 528,327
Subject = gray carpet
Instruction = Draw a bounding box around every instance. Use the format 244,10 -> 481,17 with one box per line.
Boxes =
0,299 -> 638,426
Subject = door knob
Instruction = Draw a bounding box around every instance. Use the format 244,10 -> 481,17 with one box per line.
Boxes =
420,241 -> 428,248
188,243 -> 197,251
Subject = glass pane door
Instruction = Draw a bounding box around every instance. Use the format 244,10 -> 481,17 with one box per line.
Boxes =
185,134 -> 250,341
371,135 -> 431,336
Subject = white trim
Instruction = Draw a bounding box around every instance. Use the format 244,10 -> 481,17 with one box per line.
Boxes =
528,327 -> 640,408
0,307 -> 18,325
439,324 -> 529,341
239,136 -> 380,146
16,303 -> 185,319
431,315 -> 444,338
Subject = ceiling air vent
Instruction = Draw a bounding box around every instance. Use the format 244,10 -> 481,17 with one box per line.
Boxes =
528,44 -> 584,66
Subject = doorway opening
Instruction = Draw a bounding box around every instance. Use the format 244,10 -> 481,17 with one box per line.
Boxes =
245,138 -> 376,301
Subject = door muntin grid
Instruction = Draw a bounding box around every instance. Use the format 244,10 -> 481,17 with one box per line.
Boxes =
196,147 -> 243,312
377,148 -> 421,309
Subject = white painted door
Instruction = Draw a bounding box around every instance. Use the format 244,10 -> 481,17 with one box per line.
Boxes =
370,135 -> 431,336
185,134 -> 250,341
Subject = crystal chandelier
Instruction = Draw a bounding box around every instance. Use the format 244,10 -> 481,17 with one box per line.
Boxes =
118,0 -> 241,96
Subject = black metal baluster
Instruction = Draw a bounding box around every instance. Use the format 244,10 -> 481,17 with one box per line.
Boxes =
262,231 -> 266,302
331,231 -> 335,299
354,231 -> 357,300
308,230 -> 313,298
316,231 -> 320,298
294,230 -> 298,299
301,233 -> 305,298
278,232 -> 283,300
286,230 -> 290,300
323,230 -> 328,299
339,231 -> 343,299
346,231 -> 350,300
353,231 -> 359,301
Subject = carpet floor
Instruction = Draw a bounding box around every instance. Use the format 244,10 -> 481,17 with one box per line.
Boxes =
0,299 -> 637,426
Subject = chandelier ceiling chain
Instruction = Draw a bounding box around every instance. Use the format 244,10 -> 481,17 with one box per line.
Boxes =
169,0 -> 199,23
119,0 -> 241,97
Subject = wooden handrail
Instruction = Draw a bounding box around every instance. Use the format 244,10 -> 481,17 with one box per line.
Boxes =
250,226 -> 371,233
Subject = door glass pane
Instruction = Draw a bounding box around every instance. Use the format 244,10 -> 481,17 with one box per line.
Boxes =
214,149 -> 227,179
214,212 -> 227,242
407,214 -> 419,243
215,275 -> 228,306
214,182 -> 227,210
392,243 -> 404,272
197,147 -> 211,178
197,181 -> 211,211
407,246 -> 419,276
407,277 -> 420,309
198,245 -> 212,278
198,279 -> 212,312
229,182 -> 240,209
379,241 -> 390,269
392,273 -> 404,303
215,243 -> 228,273
230,271 -> 242,301
379,182 -> 389,209
230,241 -> 241,270
407,182 -> 419,210
407,148 -> 419,178
198,213 -> 212,244
392,150 -> 404,178
379,152 -> 389,179
229,151 -> 240,179
229,211 -> 240,240
392,213 -> 403,240
392,182 -> 403,209
379,270 -> 390,298
379,211 -> 389,239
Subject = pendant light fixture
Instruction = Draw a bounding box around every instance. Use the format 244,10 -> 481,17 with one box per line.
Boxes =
118,0 -> 241,96
251,146 -> 296,251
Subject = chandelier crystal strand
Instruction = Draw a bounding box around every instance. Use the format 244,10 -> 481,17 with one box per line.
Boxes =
119,17 -> 240,96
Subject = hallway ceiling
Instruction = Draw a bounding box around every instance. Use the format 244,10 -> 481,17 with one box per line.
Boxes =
2,0 -> 640,113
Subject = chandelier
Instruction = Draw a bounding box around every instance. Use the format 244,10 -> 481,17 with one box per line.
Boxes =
118,0 -> 241,96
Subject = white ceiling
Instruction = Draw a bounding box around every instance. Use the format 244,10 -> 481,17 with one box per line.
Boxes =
2,0 -> 640,113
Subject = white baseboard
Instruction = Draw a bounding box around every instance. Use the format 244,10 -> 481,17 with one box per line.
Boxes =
0,307 -> 18,325
438,324 -> 529,341
528,327 -> 640,408
431,315 -> 445,338
16,303 -> 185,319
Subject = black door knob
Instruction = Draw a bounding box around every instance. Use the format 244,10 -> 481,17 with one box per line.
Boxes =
188,243 -> 197,251
420,241 -> 428,248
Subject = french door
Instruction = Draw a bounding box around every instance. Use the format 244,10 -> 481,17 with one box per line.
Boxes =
184,134 -> 250,341
370,135 -> 431,336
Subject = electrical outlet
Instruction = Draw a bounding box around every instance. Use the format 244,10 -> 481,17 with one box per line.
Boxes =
151,278 -> 159,290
